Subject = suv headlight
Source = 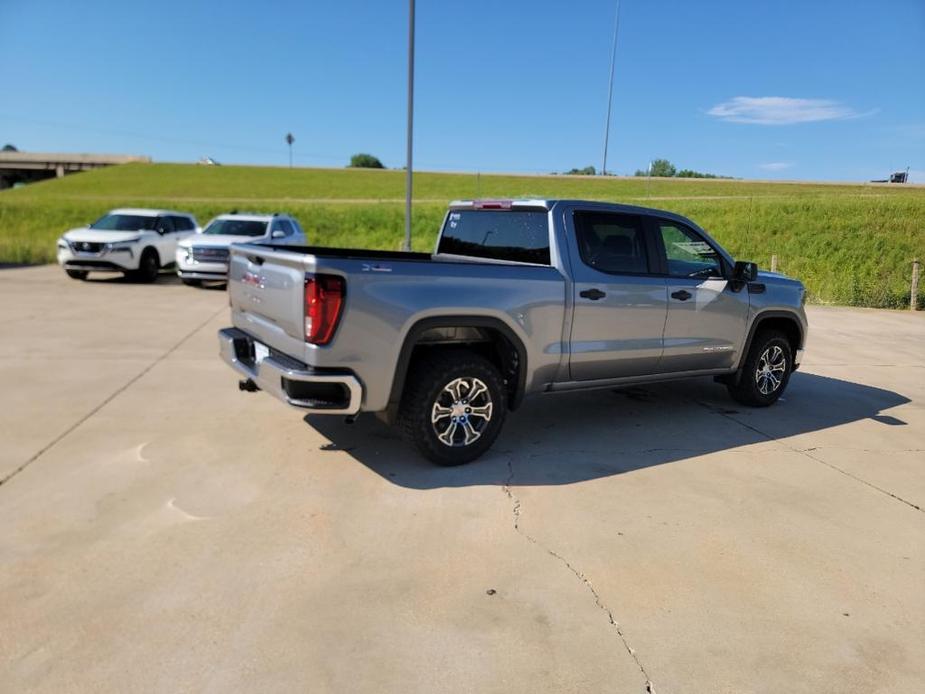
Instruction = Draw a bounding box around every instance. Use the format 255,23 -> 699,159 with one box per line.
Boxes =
57,238 -> 68,249
106,239 -> 139,255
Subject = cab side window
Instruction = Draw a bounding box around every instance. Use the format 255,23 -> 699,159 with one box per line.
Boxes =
574,211 -> 650,275
658,221 -> 723,278
171,216 -> 194,231
157,216 -> 175,233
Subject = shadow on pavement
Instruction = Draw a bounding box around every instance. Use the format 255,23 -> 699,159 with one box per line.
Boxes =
306,372 -> 910,489
85,272 -> 226,289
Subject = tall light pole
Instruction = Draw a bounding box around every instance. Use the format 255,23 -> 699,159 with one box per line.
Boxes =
601,0 -> 621,176
403,0 -> 415,251
285,132 -> 295,169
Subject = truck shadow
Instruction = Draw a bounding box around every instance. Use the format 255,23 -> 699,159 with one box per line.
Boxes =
305,372 -> 910,489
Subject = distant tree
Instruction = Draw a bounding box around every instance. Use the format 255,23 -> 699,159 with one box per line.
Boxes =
565,165 -> 596,176
348,153 -> 384,169
634,159 -> 730,178
648,159 -> 677,177
2,143 -> 17,152
677,169 -> 730,179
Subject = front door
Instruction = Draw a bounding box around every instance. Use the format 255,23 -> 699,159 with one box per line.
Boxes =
567,210 -> 668,380
655,219 -> 749,372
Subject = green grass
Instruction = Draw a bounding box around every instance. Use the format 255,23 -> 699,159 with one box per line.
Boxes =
2,163 -> 923,308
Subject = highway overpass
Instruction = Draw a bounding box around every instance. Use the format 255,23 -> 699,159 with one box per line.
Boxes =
0,152 -> 151,189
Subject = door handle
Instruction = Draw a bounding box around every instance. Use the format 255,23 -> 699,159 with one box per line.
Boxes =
579,288 -> 606,300
671,290 -> 693,301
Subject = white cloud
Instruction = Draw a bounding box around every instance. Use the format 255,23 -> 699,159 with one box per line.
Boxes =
759,161 -> 795,171
708,96 -> 871,125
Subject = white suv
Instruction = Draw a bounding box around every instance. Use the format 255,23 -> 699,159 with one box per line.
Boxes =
176,212 -> 306,285
57,208 -> 199,282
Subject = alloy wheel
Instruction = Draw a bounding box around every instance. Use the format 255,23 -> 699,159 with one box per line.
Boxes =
431,377 -> 493,447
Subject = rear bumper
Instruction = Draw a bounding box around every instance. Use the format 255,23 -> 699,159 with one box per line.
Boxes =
218,327 -> 362,415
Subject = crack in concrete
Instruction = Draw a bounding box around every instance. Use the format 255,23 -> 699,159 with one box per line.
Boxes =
502,454 -> 655,694
0,306 -> 226,490
696,400 -> 922,513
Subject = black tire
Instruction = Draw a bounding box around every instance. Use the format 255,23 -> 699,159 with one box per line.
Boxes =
65,269 -> 88,280
132,249 -> 160,283
181,278 -> 201,287
726,330 -> 793,407
398,349 -> 507,466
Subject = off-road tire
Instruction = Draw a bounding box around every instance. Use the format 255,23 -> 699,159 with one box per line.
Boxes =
726,330 -> 793,407
132,248 -> 160,283
398,349 -> 507,466
65,269 -> 88,280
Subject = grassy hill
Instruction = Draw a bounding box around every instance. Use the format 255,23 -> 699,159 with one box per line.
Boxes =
1,162 -> 923,308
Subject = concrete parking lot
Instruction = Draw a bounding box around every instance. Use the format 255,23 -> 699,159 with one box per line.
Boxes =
1,265 -> 922,693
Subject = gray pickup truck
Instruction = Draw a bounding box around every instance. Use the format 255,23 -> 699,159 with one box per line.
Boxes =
218,199 -> 807,465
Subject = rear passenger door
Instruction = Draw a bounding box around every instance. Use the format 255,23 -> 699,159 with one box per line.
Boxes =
655,218 -> 749,372
566,209 -> 668,380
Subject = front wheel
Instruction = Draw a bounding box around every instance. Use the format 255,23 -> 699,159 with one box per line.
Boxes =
65,269 -> 88,280
181,278 -> 201,287
398,349 -> 507,466
726,330 -> 793,407
132,249 -> 160,283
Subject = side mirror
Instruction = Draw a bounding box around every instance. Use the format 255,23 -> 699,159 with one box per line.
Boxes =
271,230 -> 286,239
733,261 -> 758,282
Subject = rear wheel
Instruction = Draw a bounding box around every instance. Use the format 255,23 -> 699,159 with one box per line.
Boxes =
726,330 -> 793,407
398,349 -> 507,465
65,269 -> 88,280
132,249 -> 160,283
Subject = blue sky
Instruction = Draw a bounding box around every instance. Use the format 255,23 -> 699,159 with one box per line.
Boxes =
2,0 -> 923,181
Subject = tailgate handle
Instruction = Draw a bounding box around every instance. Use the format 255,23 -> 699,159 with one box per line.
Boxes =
579,288 -> 606,301
247,254 -> 265,265
671,290 -> 693,301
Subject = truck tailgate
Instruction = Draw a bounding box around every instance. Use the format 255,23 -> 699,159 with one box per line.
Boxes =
227,245 -> 309,359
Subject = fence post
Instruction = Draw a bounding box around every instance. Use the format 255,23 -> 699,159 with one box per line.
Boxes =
912,259 -> 920,311
770,254 -> 778,273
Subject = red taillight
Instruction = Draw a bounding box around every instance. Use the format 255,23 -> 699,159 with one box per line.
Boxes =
304,274 -> 345,345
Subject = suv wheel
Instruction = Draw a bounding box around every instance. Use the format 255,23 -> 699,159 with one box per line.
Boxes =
65,269 -> 88,280
398,349 -> 507,465
726,330 -> 793,407
132,249 -> 160,283
181,278 -> 201,287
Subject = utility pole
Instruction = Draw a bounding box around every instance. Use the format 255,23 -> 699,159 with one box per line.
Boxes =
285,133 -> 295,169
600,0 -> 621,176
403,0 -> 415,251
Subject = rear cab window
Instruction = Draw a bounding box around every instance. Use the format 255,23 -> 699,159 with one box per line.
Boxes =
573,211 -> 650,274
437,208 -> 550,265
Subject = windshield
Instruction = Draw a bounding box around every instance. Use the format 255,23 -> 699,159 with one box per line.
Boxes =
203,219 -> 268,237
90,214 -> 158,231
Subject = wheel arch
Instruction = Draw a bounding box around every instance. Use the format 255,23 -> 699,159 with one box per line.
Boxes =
388,315 -> 528,413
738,310 -> 804,372
140,245 -> 161,267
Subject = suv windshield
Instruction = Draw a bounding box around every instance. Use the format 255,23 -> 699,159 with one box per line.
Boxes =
437,209 -> 550,264
203,219 -> 268,236
91,214 -> 158,231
